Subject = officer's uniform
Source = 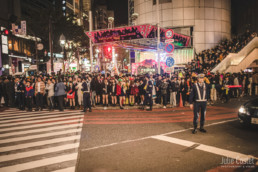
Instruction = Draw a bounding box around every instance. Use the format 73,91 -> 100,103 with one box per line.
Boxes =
143,80 -> 153,111
189,74 -> 209,132
81,79 -> 92,112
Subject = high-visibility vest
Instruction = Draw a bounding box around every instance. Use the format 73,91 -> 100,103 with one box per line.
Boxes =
195,83 -> 207,102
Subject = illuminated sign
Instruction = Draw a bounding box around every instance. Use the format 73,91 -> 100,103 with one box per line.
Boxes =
86,25 -> 190,47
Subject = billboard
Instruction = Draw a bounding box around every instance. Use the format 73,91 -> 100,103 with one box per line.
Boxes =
86,24 -> 190,47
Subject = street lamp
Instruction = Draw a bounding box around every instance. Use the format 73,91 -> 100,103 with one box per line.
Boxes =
59,34 -> 66,73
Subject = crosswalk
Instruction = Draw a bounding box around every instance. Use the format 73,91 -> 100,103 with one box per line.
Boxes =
0,108 -> 84,172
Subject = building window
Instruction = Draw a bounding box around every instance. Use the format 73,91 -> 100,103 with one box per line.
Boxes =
153,0 -> 172,5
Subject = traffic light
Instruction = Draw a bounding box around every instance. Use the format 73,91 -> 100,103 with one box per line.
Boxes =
4,29 -> 9,35
1,29 -> 10,36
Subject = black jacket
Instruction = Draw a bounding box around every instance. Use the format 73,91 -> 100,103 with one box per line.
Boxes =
189,83 -> 210,104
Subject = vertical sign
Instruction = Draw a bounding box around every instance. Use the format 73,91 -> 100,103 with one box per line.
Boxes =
21,21 -> 27,35
1,35 -> 8,54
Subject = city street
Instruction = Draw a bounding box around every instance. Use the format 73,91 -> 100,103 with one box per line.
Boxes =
0,98 -> 257,172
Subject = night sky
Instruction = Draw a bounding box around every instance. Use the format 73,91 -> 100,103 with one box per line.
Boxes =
106,0 -> 128,26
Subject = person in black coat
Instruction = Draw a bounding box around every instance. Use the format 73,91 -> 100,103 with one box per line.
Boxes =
109,78 -> 117,106
180,78 -> 188,106
102,79 -> 109,107
189,74 -> 210,134
142,76 -> 153,111
155,76 -> 162,104
81,77 -> 92,113
16,78 -> 26,110
95,76 -> 102,105
6,76 -> 15,107
169,77 -> 177,107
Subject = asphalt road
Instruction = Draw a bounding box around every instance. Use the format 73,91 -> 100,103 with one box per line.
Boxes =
77,97 -> 258,172
0,96 -> 257,172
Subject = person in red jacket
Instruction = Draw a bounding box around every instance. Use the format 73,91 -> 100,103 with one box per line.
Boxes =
25,81 -> 34,112
129,81 -> 139,106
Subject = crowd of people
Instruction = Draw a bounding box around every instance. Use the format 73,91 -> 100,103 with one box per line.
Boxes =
188,30 -> 257,73
0,70 -> 257,112
0,29 -> 258,112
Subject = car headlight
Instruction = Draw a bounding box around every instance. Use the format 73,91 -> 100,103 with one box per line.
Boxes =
239,106 -> 247,114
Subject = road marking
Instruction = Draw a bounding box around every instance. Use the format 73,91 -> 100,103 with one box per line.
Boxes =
0,116 -> 82,127
0,143 -> 79,162
83,115 -> 236,124
0,153 -> 78,172
0,110 -> 82,118
0,128 -> 81,144
160,119 -> 237,136
81,119 -> 237,152
0,109 -> 83,172
0,112 -> 83,124
0,123 -> 82,138
151,135 -> 256,162
0,135 -> 81,152
52,167 -> 76,172
0,118 -> 83,132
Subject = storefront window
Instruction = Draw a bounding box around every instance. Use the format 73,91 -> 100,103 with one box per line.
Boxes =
8,39 -> 12,50
14,40 -> 18,51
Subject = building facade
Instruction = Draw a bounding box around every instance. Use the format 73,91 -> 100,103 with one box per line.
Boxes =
132,0 -> 231,53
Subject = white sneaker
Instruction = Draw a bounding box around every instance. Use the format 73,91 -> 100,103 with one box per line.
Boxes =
163,106 -> 166,109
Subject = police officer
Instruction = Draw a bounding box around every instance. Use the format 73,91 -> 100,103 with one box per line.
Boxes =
81,77 -> 92,113
142,75 -> 153,111
189,74 -> 210,134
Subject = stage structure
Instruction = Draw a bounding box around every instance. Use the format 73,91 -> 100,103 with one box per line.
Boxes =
85,24 -> 194,75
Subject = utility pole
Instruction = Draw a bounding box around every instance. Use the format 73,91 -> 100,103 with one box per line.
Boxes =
156,0 -> 161,74
89,11 -> 93,73
49,16 -> 54,72
35,37 -> 39,73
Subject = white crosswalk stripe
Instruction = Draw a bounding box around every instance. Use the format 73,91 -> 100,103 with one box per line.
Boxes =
0,115 -> 82,127
0,110 -> 83,120
0,108 -> 84,172
0,113 -> 82,124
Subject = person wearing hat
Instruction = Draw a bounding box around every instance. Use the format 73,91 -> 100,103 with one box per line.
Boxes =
81,77 -> 92,113
189,73 -> 210,134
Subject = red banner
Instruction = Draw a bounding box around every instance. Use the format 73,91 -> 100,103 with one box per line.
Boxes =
86,24 -> 190,46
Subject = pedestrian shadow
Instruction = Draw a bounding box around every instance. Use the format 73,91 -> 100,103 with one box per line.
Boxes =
181,143 -> 200,152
